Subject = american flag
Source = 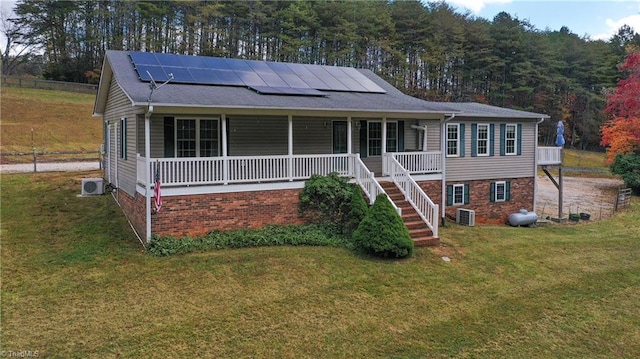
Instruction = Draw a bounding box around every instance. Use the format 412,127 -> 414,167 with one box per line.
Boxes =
154,165 -> 162,212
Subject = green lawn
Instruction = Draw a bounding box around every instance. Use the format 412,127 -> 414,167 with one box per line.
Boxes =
1,172 -> 639,358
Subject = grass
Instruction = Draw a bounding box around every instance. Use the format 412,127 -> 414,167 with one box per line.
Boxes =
0,87 -> 101,158
1,171 -> 639,358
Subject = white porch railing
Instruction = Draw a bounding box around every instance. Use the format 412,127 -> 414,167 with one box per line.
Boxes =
354,156 -> 401,216
137,153 -> 354,187
388,151 -> 442,174
385,154 -> 439,237
538,146 -> 562,165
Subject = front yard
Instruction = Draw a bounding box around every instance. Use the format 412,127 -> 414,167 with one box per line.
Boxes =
1,171 -> 639,358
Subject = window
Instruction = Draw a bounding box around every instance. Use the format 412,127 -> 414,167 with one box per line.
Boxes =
173,118 -> 219,158
490,181 -> 511,202
505,124 -> 517,155
386,122 -> 397,152
446,123 -> 459,157
119,118 -> 127,160
476,124 -> 489,156
447,184 -> 470,206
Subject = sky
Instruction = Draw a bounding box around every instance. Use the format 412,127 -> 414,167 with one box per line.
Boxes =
444,0 -> 640,40
1,0 -> 640,53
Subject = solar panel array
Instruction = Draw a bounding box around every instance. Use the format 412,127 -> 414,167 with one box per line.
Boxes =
129,51 -> 386,96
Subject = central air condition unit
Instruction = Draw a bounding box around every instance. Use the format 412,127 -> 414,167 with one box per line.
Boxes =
81,178 -> 104,195
456,208 -> 475,226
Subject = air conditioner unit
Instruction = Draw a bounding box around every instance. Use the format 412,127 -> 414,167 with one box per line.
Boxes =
81,178 -> 104,195
456,208 -> 475,226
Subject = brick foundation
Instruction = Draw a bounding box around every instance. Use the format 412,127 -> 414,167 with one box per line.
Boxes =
116,190 -> 147,239
416,177 -> 535,225
151,189 -> 306,238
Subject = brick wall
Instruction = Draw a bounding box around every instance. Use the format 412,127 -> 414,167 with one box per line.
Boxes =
447,177 -> 535,224
116,190 -> 147,239
151,189 -> 306,238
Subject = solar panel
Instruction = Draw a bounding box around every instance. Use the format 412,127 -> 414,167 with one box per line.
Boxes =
129,51 -> 386,96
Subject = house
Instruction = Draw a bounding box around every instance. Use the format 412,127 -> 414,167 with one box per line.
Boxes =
93,50 -> 560,245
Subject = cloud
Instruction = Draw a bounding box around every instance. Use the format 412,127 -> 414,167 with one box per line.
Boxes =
445,0 -> 512,14
593,13 -> 640,40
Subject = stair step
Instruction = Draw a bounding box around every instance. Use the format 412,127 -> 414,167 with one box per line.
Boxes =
405,221 -> 426,230
413,236 -> 440,247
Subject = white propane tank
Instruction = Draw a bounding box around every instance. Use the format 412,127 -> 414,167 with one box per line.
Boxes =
508,209 -> 538,226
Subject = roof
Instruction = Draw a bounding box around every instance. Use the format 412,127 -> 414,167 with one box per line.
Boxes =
94,51 -> 548,120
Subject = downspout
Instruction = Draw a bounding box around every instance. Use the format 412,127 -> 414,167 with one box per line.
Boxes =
533,117 -> 545,214
441,113 -> 456,224
145,105 -> 153,243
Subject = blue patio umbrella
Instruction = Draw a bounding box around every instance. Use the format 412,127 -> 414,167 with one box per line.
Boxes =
555,120 -> 565,147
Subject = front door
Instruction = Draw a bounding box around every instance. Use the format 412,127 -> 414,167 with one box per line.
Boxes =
332,121 -> 347,154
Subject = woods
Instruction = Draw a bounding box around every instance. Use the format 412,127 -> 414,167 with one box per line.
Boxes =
3,0 -> 640,151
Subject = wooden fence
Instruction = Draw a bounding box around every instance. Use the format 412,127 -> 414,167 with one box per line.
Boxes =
1,76 -> 98,93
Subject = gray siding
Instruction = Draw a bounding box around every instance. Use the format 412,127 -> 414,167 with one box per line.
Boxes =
228,116 -> 288,155
446,119 -> 536,181
292,116 -> 334,154
103,78 -> 141,195
402,119 -> 419,151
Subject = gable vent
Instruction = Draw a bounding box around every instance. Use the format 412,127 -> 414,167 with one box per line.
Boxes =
456,208 -> 475,226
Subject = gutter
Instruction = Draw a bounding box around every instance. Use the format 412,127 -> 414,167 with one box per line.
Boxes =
441,113 -> 456,224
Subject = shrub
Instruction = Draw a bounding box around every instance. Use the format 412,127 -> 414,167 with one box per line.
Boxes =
298,173 -> 356,232
352,194 -> 414,258
146,225 -> 350,256
611,151 -> 640,194
345,187 -> 369,236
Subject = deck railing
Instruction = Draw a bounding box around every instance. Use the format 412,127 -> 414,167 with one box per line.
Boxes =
538,146 -> 562,165
388,151 -> 442,174
385,154 -> 439,237
138,153 -> 354,187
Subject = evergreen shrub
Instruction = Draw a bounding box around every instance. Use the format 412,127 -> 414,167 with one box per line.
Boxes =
352,193 -> 414,258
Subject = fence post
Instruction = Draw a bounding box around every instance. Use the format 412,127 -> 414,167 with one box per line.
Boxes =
31,128 -> 37,173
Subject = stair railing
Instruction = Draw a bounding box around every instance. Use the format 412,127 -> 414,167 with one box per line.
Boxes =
353,155 -> 401,216
385,154 -> 439,237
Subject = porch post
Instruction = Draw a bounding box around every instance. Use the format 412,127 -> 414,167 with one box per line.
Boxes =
288,115 -> 293,181
382,117 -> 387,175
347,117 -> 353,176
221,114 -> 228,185
144,107 -> 152,242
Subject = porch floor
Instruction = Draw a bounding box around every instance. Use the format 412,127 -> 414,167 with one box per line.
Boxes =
380,181 -> 440,247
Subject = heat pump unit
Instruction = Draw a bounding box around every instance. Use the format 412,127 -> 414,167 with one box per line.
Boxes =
456,208 -> 475,226
81,178 -> 104,195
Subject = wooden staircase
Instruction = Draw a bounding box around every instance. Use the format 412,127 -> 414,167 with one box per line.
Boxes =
380,181 -> 440,247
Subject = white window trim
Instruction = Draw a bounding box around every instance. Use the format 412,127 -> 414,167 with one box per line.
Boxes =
446,123 -> 460,157
495,181 -> 507,202
174,117 -> 220,158
477,123 -> 489,157
505,124 -> 517,156
453,184 -> 465,205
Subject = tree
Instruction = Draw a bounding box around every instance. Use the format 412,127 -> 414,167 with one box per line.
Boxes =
1,2 -> 38,75
601,51 -> 640,163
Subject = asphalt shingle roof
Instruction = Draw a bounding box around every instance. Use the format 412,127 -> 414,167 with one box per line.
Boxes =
96,50 -> 548,120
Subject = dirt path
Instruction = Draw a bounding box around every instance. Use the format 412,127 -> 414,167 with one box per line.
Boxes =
536,176 -> 624,221
0,161 -> 100,174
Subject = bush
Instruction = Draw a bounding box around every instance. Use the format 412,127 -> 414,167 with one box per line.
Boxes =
345,187 -> 369,236
146,224 -> 350,256
352,194 -> 414,258
611,151 -> 640,194
299,173 -> 362,233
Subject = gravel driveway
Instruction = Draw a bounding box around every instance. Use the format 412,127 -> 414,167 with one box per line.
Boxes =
0,161 -> 100,174
536,175 -> 624,221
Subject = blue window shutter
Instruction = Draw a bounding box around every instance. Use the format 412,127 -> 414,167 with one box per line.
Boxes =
517,124 -> 522,155
398,121 -> 405,152
464,184 -> 470,204
460,123 -> 466,157
490,182 -> 496,202
500,124 -> 506,156
489,124 -> 495,156
447,185 -> 453,206
164,117 -> 175,157
506,181 -> 511,201
359,120 -> 367,158
471,123 -> 477,157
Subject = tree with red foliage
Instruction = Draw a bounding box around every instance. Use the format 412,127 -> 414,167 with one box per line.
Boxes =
601,51 -> 640,163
